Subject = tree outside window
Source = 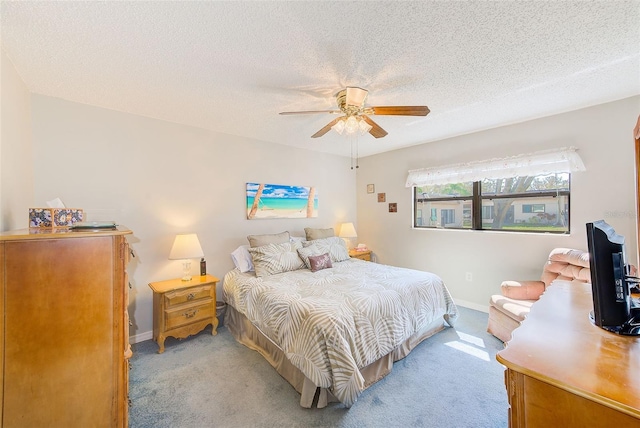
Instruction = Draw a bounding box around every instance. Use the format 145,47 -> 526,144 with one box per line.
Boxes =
413,173 -> 570,233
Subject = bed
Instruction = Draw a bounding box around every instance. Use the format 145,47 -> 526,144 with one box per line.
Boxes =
223,233 -> 458,408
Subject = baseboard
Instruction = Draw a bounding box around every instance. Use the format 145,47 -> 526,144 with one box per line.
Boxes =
130,331 -> 153,344
454,299 -> 489,313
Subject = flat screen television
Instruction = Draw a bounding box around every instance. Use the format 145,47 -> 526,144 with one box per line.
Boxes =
586,220 -> 639,336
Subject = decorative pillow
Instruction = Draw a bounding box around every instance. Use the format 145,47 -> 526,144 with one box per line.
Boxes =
289,235 -> 307,244
231,245 -> 254,272
247,231 -> 290,248
304,227 -> 335,241
248,241 -> 305,277
297,244 -> 323,269
302,236 -> 349,263
308,253 -> 332,272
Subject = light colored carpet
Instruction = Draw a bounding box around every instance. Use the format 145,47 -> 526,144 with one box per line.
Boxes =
129,306 -> 508,427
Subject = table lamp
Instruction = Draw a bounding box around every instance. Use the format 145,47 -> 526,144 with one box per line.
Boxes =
169,233 -> 204,281
339,222 -> 357,249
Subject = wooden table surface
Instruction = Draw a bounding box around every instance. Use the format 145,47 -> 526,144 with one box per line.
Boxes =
497,280 -> 640,418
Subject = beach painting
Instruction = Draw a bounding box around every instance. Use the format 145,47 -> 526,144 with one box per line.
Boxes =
246,183 -> 318,219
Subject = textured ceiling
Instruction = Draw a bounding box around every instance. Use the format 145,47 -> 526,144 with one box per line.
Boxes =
1,1 -> 639,158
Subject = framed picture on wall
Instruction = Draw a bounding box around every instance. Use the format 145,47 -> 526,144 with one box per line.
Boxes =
246,182 -> 318,220
378,193 -> 386,202
389,203 -> 397,213
367,184 -> 375,193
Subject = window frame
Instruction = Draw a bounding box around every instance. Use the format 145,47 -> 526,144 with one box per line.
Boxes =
413,178 -> 571,234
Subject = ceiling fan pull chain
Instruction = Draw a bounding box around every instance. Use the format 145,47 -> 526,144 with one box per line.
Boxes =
350,137 -> 354,170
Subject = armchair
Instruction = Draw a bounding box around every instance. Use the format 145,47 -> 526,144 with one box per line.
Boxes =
487,248 -> 591,343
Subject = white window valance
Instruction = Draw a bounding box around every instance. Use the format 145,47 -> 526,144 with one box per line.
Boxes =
405,147 -> 586,187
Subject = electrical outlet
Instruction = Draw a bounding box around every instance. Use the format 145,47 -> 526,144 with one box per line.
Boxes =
465,272 -> 473,282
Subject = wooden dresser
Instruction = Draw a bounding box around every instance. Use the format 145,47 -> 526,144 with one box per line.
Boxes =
497,280 -> 640,427
0,227 -> 133,427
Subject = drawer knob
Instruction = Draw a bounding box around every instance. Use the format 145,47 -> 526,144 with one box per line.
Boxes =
187,293 -> 195,301
184,309 -> 198,318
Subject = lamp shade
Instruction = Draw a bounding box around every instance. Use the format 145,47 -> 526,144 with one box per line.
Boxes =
339,222 -> 357,238
169,233 -> 204,260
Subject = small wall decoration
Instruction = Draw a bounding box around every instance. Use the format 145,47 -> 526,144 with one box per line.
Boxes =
367,184 -> 375,193
246,183 -> 318,219
389,203 -> 397,213
377,193 -> 386,203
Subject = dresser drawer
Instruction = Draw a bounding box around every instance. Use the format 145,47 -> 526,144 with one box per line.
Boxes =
164,285 -> 212,307
165,300 -> 214,330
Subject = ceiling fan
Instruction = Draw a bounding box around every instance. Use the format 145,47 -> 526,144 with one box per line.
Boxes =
279,87 -> 430,139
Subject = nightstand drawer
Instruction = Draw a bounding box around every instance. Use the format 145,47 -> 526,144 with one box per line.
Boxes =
164,285 -> 212,307
165,300 -> 214,330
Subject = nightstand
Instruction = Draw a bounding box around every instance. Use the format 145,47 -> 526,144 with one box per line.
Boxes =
148,274 -> 220,353
349,249 -> 372,261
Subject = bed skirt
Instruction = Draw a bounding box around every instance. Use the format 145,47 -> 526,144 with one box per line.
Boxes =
224,304 -> 447,408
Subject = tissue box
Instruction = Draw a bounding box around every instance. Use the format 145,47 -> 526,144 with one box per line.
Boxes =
29,208 -> 84,228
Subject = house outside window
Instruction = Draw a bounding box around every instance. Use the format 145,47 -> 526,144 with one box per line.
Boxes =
413,173 -> 571,233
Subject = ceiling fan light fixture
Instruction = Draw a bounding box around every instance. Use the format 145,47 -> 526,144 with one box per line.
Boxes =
331,116 -> 372,137
358,118 -> 372,134
331,118 -> 346,135
345,116 -> 359,134
283,86 -> 429,139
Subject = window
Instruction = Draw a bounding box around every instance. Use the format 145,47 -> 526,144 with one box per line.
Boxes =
407,147 -> 584,233
413,173 -> 571,233
482,206 -> 494,220
522,204 -> 545,213
441,209 -> 455,226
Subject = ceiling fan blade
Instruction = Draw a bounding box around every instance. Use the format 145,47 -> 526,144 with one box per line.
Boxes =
311,118 -> 341,138
280,110 -> 340,115
371,106 -> 430,116
361,116 -> 388,138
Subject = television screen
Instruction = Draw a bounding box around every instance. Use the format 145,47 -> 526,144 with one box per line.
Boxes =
586,220 -> 639,335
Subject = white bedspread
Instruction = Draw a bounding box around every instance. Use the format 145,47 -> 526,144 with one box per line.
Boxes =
223,258 -> 458,407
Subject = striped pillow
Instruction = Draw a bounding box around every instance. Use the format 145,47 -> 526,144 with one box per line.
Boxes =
248,241 -> 305,277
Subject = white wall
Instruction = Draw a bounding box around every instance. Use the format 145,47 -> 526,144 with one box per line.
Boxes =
30,95 -> 357,342
356,96 -> 640,312
0,48 -> 33,231
8,83 -> 640,336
